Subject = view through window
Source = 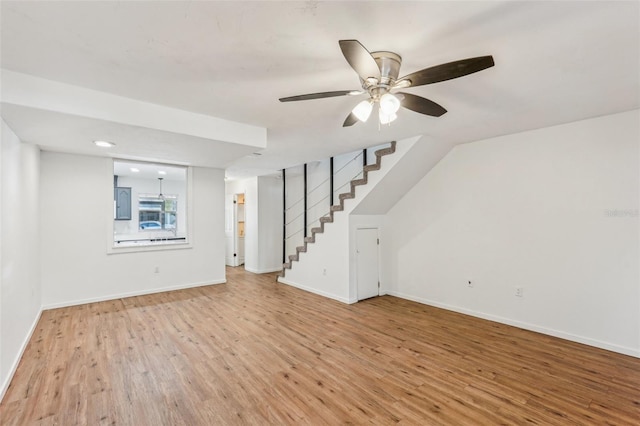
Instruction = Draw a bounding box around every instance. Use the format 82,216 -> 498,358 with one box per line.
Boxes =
113,160 -> 188,247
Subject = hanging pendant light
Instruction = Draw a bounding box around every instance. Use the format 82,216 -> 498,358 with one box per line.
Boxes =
158,177 -> 164,199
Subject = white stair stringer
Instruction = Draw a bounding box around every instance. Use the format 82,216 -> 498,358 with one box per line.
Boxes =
278,137 -> 445,303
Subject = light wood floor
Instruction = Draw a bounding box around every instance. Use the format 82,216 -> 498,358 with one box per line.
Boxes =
1,267 -> 639,425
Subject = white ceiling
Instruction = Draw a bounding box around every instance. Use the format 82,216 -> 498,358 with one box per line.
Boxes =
113,160 -> 186,181
1,1 -> 638,179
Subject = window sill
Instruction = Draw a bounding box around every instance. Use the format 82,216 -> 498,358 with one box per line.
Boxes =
109,238 -> 191,254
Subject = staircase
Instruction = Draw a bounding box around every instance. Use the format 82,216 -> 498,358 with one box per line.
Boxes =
281,141 -> 396,277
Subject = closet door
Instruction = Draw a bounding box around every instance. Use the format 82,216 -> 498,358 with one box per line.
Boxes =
356,228 -> 379,301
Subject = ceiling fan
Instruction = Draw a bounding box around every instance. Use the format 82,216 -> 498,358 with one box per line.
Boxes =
279,40 -> 494,127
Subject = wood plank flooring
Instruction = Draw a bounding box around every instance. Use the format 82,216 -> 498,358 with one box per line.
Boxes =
1,266 -> 639,425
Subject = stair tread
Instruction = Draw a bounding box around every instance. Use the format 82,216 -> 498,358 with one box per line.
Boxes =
339,192 -> 355,200
375,148 -> 394,156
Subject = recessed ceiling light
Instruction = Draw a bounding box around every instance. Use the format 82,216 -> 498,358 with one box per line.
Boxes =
94,140 -> 115,148
130,168 -> 140,173
158,170 -> 167,175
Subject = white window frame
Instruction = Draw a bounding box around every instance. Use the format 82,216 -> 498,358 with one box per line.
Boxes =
106,158 -> 194,254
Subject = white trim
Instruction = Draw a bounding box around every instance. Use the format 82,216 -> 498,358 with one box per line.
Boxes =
387,291 -> 640,358
244,266 -> 283,274
109,241 -> 193,254
42,279 -> 226,310
0,308 -> 43,401
278,277 -> 356,304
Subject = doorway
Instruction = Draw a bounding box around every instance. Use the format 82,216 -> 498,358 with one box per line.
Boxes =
235,194 -> 245,266
225,193 -> 245,267
356,228 -> 379,300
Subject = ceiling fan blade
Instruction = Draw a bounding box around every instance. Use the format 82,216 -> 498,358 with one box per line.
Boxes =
343,112 -> 358,127
396,55 -> 494,88
339,40 -> 381,82
279,90 -> 361,102
398,92 -> 447,117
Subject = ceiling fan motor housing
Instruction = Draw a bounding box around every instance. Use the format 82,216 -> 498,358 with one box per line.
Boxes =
364,51 -> 402,98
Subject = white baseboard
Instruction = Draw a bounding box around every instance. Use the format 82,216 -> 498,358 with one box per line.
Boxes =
42,279 -> 226,310
277,277 -> 353,304
1,308 -> 43,402
386,291 -> 640,358
244,266 -> 282,274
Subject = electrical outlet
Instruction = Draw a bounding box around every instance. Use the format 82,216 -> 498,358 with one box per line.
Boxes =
154,266 -> 160,273
323,268 -> 327,276
515,287 -> 523,297
467,280 -> 473,288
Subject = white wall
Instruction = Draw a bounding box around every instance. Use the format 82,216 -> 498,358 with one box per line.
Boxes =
40,152 -> 226,308
284,166 -> 304,256
226,176 -> 283,274
281,212 -> 352,302
1,120 -> 42,398
256,175 -> 284,273
365,143 -> 385,166
332,150 -> 365,202
383,110 -> 640,356
353,137 -> 453,215
242,178 -> 260,271
306,159 -> 330,235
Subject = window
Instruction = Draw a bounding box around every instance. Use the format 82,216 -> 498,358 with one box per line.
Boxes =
111,160 -> 190,250
139,195 -> 177,231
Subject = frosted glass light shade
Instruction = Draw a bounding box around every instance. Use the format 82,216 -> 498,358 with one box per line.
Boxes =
352,100 -> 373,122
379,93 -> 401,115
379,110 -> 398,125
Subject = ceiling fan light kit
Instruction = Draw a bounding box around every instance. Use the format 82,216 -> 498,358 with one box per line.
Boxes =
279,39 -> 494,127
379,109 -> 397,125
379,93 -> 401,115
352,99 -> 373,122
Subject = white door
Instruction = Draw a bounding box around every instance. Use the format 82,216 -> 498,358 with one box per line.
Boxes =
356,228 -> 379,300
